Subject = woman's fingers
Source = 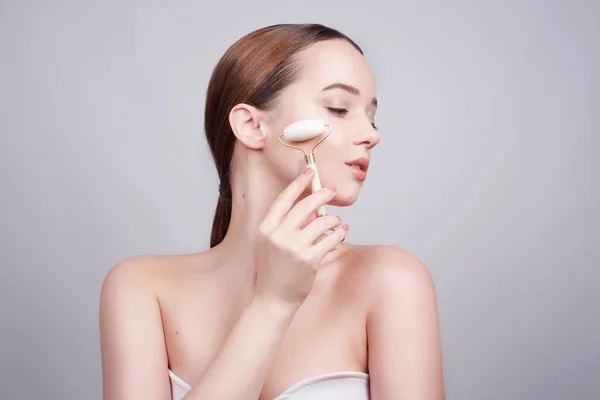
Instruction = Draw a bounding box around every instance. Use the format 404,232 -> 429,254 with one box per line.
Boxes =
311,224 -> 348,257
279,186 -> 337,232
299,215 -> 342,246
299,210 -> 318,230
259,168 -> 315,234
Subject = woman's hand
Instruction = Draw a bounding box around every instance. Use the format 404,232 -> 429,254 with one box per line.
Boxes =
254,167 -> 348,308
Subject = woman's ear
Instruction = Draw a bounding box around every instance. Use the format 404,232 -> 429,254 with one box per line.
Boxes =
229,103 -> 268,150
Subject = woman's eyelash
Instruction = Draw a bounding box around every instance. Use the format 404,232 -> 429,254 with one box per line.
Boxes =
326,107 -> 378,130
326,107 -> 348,116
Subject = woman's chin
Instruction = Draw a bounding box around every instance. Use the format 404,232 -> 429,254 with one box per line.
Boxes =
329,187 -> 361,206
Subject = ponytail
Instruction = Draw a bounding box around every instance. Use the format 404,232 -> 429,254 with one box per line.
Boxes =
210,177 -> 232,248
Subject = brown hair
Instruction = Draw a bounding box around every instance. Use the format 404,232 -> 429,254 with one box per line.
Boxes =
204,23 -> 362,248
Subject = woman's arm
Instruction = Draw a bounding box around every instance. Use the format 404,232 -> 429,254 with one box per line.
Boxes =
366,247 -> 445,400
100,258 -> 299,400
100,259 -> 172,400
185,295 -> 297,399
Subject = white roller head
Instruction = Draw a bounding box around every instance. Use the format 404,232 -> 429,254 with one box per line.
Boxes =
282,119 -> 326,142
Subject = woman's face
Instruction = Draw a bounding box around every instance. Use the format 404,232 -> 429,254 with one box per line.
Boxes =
263,39 -> 381,206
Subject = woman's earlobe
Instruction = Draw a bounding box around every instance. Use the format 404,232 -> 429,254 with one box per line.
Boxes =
242,123 -> 268,150
256,124 -> 269,140
241,119 -> 268,149
229,104 -> 268,149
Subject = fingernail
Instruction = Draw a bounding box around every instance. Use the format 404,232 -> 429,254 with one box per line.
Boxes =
336,215 -> 341,221
304,167 -> 313,176
341,224 -> 349,231
328,185 -> 337,192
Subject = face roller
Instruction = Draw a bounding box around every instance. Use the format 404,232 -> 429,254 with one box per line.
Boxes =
279,119 -> 332,217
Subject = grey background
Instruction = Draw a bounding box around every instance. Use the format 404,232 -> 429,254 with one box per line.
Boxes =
1,0 -> 598,399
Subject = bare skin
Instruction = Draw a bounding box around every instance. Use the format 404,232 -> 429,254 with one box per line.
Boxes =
100,242 -> 442,399
100,39 -> 444,400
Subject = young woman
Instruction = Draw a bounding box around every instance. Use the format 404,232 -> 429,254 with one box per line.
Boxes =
100,23 -> 444,400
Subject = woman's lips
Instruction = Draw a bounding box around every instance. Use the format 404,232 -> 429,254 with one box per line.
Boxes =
345,157 -> 369,181
346,163 -> 367,181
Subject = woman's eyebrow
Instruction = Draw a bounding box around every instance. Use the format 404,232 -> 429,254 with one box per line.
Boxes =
321,82 -> 378,107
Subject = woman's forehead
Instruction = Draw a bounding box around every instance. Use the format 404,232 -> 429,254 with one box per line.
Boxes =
294,40 -> 377,97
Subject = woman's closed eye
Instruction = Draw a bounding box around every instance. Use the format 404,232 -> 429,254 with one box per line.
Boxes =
326,107 -> 378,130
326,107 -> 348,117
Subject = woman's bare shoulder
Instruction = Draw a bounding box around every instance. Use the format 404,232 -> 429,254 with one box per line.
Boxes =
100,251 -> 215,297
341,244 -> 434,294
98,252 -> 216,399
340,243 -> 426,268
349,245 -> 443,397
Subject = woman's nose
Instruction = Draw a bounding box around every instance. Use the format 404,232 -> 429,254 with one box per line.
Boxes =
353,121 -> 381,150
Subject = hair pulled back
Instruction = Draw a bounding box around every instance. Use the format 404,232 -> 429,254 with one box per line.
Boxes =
205,23 -> 362,248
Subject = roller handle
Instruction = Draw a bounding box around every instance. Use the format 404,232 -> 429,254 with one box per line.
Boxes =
307,162 -> 343,249
307,162 -> 327,217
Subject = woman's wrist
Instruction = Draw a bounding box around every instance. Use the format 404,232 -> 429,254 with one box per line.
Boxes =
250,293 -> 301,322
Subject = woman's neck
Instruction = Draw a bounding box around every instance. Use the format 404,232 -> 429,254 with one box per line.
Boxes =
209,152 -> 347,286
212,159 -> 286,284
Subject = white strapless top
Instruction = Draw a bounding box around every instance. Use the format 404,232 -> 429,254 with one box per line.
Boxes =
168,369 -> 370,400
